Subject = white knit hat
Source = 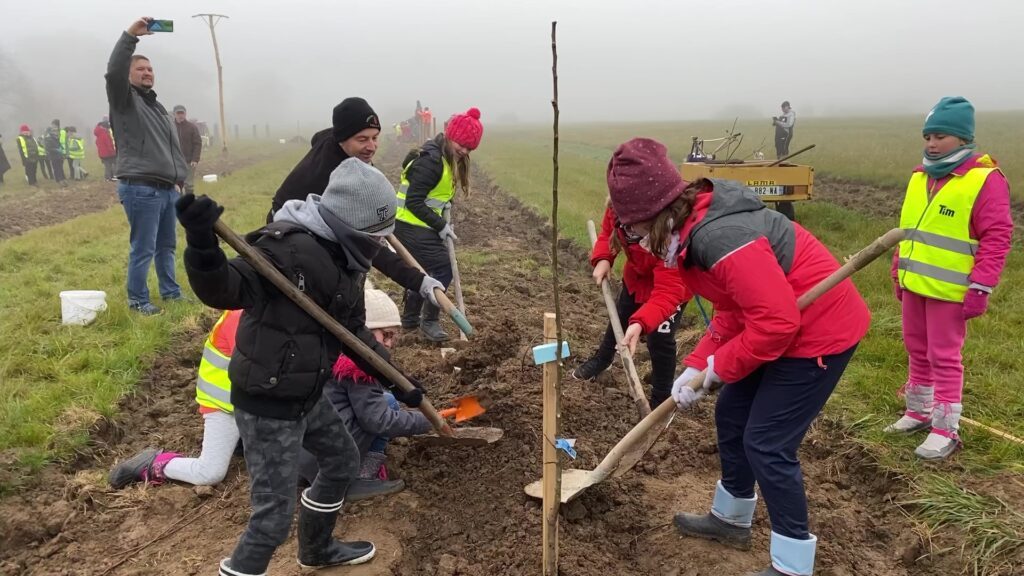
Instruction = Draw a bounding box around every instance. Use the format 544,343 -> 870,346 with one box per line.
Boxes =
365,288 -> 401,329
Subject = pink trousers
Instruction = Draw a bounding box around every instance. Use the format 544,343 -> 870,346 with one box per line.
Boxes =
902,291 -> 967,405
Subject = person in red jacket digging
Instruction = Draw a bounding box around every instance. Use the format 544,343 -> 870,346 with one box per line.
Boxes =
573,201 -> 691,409
611,138 -> 870,576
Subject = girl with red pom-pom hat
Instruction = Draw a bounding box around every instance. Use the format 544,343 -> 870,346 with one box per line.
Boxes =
394,107 -> 483,342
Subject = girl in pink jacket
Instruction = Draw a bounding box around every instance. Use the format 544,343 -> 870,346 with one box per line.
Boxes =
888,97 -> 1013,460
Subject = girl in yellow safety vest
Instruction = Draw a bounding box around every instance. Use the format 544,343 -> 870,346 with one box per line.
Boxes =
886,97 -> 1013,460
393,107 -> 483,342
109,309 -> 242,488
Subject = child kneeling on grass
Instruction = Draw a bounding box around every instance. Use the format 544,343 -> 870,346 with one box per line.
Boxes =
298,285 -> 432,499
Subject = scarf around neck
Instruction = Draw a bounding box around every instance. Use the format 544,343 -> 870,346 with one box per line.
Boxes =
922,144 -> 976,180
272,194 -> 383,273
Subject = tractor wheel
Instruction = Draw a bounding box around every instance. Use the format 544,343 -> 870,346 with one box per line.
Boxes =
775,201 -> 796,221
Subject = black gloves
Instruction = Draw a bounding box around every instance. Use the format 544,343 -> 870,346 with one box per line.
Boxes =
390,373 -> 426,408
176,193 -> 224,249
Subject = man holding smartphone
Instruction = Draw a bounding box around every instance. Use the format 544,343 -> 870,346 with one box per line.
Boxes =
106,17 -> 188,316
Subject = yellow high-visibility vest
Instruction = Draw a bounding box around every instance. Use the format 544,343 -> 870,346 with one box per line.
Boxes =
195,310 -> 241,413
395,156 -> 454,228
68,137 -> 85,160
897,163 -> 996,302
17,135 -> 37,160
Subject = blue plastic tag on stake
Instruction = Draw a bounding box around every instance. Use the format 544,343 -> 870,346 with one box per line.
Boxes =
555,438 -> 577,460
532,341 -> 571,365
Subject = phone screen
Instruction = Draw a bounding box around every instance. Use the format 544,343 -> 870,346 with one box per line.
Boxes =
147,19 -> 174,33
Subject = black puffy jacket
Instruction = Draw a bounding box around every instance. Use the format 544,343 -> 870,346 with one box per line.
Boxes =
184,221 -> 390,420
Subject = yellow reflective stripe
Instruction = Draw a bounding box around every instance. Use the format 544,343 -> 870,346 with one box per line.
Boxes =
196,376 -> 232,405
897,258 -> 970,286
903,229 -> 978,256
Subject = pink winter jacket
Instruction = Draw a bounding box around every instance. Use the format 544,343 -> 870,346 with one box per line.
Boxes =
891,153 -> 1014,290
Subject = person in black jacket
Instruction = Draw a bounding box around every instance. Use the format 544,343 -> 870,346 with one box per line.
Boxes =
268,97 -> 446,325
394,107 -> 483,341
175,158 -> 403,575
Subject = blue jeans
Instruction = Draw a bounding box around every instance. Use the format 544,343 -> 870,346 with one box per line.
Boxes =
367,393 -> 400,453
715,345 -> 857,539
117,182 -> 181,305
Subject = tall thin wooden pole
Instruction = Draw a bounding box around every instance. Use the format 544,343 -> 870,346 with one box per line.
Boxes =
193,14 -> 229,156
542,21 -> 563,576
541,312 -> 561,575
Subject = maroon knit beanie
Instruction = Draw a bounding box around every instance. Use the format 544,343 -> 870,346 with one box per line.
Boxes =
607,138 -> 686,225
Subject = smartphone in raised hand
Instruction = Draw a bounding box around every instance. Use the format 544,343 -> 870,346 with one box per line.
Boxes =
147,19 -> 174,32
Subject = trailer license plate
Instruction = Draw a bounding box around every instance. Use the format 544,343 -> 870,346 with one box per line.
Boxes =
751,186 -> 785,196
746,180 -> 784,196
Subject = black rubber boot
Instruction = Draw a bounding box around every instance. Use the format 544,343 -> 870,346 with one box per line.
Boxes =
108,448 -> 159,489
419,303 -> 449,342
296,506 -> 376,568
571,355 -> 612,381
345,478 -> 407,503
649,388 -> 671,410
401,290 -> 422,330
673,512 -> 752,550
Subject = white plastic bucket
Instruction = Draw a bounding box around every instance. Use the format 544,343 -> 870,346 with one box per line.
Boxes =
59,290 -> 107,326
202,174 -> 218,183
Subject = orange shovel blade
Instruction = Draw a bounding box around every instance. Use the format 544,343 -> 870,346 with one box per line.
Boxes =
440,395 -> 486,423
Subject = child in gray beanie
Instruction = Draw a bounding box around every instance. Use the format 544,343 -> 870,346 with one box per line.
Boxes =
174,158 -> 419,575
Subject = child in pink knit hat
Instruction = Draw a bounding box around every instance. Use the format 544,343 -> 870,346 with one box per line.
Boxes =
393,107 -> 483,342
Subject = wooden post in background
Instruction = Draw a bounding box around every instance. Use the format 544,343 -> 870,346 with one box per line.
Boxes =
541,312 -> 561,575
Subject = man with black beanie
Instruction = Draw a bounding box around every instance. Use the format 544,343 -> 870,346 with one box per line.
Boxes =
268,97 -> 446,325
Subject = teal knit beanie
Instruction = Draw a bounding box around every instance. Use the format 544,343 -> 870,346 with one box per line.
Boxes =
923,96 -> 975,142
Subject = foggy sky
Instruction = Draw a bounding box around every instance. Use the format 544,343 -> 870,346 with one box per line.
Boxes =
2,0 -> 1022,136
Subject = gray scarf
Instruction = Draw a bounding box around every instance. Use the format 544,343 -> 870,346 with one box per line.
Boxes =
273,195 -> 382,273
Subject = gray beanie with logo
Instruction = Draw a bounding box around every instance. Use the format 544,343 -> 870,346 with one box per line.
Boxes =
320,158 -> 396,236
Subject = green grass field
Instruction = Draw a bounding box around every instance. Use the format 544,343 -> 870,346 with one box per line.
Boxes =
0,144 -> 304,492
478,118 -> 1024,572
483,112 -> 1024,201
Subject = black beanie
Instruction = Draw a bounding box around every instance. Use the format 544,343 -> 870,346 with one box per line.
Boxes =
332,97 -> 381,143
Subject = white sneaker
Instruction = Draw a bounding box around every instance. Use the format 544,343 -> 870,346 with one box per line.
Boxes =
883,415 -> 931,434
914,432 -> 959,460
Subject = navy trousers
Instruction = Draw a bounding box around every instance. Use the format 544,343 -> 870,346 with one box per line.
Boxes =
715,344 -> 857,539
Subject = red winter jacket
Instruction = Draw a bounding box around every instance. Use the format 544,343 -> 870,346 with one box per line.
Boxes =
93,123 -> 116,159
590,205 -> 691,334
677,180 -> 870,383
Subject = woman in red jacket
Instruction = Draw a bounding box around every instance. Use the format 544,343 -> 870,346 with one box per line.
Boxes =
611,139 -> 869,576
94,117 -> 117,181
573,201 -> 690,409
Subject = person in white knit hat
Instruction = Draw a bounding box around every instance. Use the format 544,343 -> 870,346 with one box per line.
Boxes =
299,283 -> 432,499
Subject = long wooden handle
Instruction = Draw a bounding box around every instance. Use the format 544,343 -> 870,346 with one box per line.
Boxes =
214,220 -> 453,436
686,227 -> 906,393
443,208 -> 469,341
587,220 -> 651,418
386,234 -> 474,337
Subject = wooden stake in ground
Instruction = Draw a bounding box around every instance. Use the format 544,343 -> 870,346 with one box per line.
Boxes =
541,312 -> 561,575
192,13 -> 229,156
587,219 -> 651,419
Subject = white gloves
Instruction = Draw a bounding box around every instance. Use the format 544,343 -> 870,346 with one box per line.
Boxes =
703,355 -> 723,391
671,356 -> 723,410
438,223 -> 458,243
419,276 -> 445,307
672,366 -> 704,409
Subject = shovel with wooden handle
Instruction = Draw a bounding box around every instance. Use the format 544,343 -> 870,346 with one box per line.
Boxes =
586,219 -> 651,419
443,207 -> 469,341
525,228 -> 905,502
212,219 -> 452,438
386,233 -> 474,337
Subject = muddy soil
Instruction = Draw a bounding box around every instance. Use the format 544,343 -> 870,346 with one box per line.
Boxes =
0,147 -> 955,575
0,148 -> 285,241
